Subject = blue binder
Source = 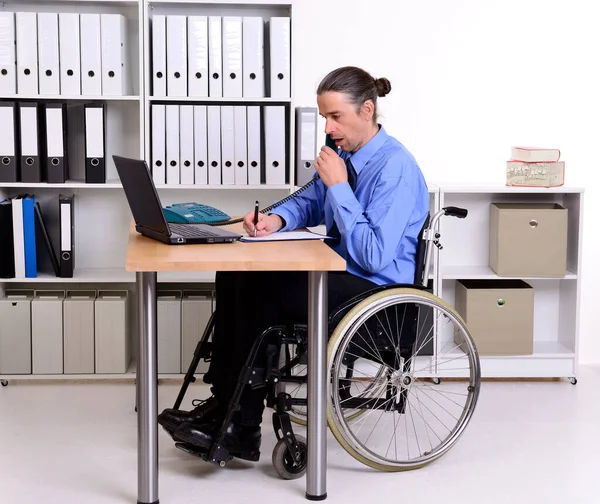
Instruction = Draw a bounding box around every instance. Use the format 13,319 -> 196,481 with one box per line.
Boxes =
22,194 -> 37,278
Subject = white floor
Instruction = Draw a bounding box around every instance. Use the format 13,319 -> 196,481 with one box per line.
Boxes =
1,367 -> 600,504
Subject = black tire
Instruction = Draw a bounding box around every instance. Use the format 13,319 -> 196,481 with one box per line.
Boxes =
272,434 -> 307,480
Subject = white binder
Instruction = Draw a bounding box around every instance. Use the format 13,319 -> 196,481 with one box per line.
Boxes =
193,105 -> 208,185
220,105 -> 235,185
165,105 -> 180,185
265,106 -> 286,185
295,107 -> 318,186
0,13 -> 16,95
208,17 -> 222,97
100,14 -> 129,96
166,15 -> 187,97
80,14 -> 102,96
207,105 -> 221,185
151,15 -> 166,97
151,104 -> 166,185
38,13 -> 60,95
234,106 -> 247,185
222,16 -> 242,98
187,16 -> 208,97
16,12 -> 38,95
180,105 -> 194,185
268,17 -> 290,98
242,17 -> 264,98
247,106 -> 261,185
58,13 -> 81,96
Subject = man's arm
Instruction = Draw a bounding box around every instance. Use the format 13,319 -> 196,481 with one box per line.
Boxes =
270,174 -> 327,231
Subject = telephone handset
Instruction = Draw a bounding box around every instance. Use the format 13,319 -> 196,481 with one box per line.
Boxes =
177,134 -> 335,227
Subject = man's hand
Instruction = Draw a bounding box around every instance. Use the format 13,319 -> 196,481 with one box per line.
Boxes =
242,211 -> 284,237
314,146 -> 347,187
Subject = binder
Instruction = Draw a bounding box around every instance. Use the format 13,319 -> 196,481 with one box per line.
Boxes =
84,103 -> 106,183
165,105 -> 180,184
151,104 -> 166,184
59,194 -> 74,278
207,105 -> 221,185
268,17 -> 290,98
188,16 -> 208,97
16,12 -> 38,95
0,102 -> 18,183
11,196 -> 25,278
63,291 -> 96,374
179,105 -> 194,184
264,106 -> 286,185
247,106 -> 261,185
95,291 -> 130,374
0,12 -> 16,95
45,103 -> 68,183
208,17 -> 222,97
21,195 -> 37,278
58,13 -> 81,96
38,13 -> 60,95
31,290 -> 65,374
80,14 -> 102,96
0,290 -> 33,374
151,15 -> 166,96
222,16 -> 242,98
295,107 -> 318,186
166,15 -> 187,97
34,201 -> 60,277
0,200 -> 15,279
234,106 -> 247,185
193,105 -> 208,185
100,14 -> 130,96
220,105 -> 235,185
157,291 -> 182,374
19,102 -> 45,183
242,17 -> 264,98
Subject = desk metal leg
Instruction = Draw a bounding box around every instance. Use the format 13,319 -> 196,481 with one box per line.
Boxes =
137,272 -> 159,504
306,271 -> 328,501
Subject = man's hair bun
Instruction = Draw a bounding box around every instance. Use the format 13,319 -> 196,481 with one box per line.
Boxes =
374,77 -> 391,97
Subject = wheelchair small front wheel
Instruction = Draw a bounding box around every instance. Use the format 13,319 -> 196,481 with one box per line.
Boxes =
272,434 -> 307,480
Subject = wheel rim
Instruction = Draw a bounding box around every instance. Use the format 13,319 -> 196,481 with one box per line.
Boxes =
328,289 -> 480,470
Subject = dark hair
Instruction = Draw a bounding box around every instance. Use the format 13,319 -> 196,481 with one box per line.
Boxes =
317,66 -> 391,122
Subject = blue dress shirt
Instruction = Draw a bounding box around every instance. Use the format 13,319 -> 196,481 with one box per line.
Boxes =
272,125 -> 430,286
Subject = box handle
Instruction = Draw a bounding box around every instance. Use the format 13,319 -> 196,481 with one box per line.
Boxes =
497,298 -> 505,307
529,219 -> 538,228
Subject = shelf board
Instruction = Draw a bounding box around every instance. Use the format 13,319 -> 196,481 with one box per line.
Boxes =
155,184 -> 290,190
441,341 -> 574,360
0,94 -> 140,102
0,180 -> 123,189
149,0 -> 291,5
437,181 -> 584,194
442,265 -> 577,280
148,96 -> 291,103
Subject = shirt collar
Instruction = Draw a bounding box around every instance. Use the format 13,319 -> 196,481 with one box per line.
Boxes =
341,124 -> 388,174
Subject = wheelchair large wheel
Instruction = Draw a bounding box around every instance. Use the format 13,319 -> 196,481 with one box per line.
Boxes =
326,288 -> 480,471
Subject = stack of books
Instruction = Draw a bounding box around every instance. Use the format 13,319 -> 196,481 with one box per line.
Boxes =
506,147 -> 564,187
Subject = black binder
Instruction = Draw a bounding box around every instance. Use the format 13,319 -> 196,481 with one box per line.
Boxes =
58,194 -> 74,278
84,103 -> 106,183
19,102 -> 46,183
0,102 -> 19,183
45,103 -> 68,184
0,199 -> 15,278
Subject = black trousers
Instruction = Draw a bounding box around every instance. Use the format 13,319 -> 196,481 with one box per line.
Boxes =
207,270 -> 377,426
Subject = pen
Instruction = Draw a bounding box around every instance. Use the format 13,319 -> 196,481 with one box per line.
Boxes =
253,200 -> 259,237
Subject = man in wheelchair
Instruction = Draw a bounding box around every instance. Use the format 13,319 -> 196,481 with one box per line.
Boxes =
158,66 -> 430,464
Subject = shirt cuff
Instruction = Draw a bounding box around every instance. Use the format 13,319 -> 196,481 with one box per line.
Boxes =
270,207 -> 295,232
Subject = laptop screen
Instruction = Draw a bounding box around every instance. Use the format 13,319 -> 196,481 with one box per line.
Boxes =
113,155 -> 170,235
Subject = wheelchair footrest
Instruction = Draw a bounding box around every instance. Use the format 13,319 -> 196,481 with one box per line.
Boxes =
175,442 -> 235,467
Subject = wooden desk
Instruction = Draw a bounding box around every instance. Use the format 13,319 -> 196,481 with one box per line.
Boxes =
125,222 -> 345,503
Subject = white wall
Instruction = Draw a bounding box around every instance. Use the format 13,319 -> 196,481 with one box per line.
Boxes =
291,0 -> 600,364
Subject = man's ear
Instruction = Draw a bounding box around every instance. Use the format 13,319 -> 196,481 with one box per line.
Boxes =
361,100 -> 375,121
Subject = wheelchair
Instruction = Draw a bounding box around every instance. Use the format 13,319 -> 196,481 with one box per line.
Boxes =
170,206 -> 481,479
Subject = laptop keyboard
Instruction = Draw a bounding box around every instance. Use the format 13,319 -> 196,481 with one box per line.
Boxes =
170,223 -> 215,238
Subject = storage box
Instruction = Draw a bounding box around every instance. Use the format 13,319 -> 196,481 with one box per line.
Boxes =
63,290 -> 96,374
0,290 -> 34,374
489,203 -> 568,277
32,290 -> 65,374
158,290 -> 182,374
181,291 -> 213,373
454,280 -> 534,355
95,290 -> 130,374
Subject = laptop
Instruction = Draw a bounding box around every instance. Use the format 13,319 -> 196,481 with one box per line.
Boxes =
113,155 -> 241,244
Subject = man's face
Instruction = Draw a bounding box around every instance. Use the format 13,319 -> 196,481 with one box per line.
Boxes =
317,91 -> 373,153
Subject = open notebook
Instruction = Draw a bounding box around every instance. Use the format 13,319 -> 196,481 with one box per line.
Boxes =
240,229 -> 333,242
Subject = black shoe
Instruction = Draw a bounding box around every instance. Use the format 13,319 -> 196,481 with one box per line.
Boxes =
158,396 -> 223,436
173,420 -> 261,462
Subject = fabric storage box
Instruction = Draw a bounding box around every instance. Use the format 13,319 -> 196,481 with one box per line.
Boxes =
181,291 -> 214,373
0,290 -> 34,374
158,290 -> 182,374
63,290 -> 96,374
454,279 -> 534,355
32,290 -> 65,374
489,203 -> 567,277
95,290 -> 130,373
